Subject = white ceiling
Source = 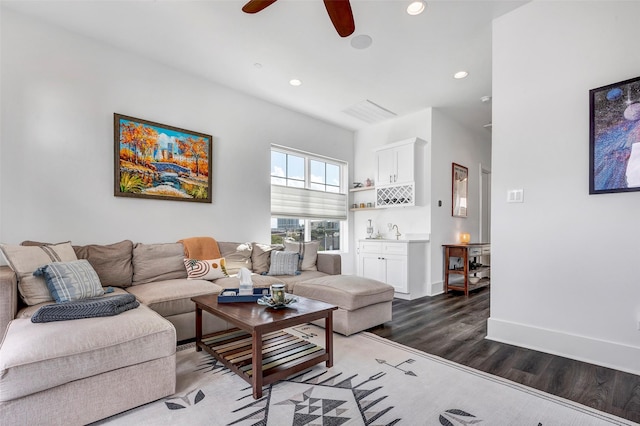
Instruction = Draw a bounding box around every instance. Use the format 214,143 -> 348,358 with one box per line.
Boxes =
1,0 -> 527,132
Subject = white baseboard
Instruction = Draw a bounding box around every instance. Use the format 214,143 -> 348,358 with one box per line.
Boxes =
428,280 -> 444,296
487,317 -> 640,376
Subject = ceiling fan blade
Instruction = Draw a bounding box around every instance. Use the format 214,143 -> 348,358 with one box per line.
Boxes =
323,0 -> 355,37
242,0 -> 278,14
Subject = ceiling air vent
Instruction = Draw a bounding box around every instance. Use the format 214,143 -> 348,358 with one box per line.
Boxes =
343,100 -> 397,124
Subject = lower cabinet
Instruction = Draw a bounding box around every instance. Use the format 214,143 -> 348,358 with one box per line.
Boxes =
357,239 -> 428,300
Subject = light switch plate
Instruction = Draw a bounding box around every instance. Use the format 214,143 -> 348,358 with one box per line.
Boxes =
507,189 -> 524,203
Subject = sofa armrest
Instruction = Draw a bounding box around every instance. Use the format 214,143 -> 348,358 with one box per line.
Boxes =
316,253 -> 341,275
0,266 -> 18,336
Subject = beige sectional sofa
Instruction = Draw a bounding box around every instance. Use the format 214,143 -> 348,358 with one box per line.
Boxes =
0,239 -> 392,425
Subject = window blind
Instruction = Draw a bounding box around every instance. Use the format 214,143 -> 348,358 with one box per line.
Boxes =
271,185 -> 347,220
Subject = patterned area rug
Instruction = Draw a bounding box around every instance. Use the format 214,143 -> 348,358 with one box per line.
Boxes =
97,325 -> 635,425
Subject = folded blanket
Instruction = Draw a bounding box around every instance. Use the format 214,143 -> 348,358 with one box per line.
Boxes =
178,236 -> 221,260
31,294 -> 139,323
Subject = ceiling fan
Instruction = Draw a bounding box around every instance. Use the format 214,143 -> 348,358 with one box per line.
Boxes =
242,0 -> 355,38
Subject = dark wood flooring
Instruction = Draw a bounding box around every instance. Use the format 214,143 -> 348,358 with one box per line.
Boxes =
368,287 -> 640,423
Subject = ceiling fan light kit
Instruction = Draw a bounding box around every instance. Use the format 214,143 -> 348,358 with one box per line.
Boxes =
242,0 -> 355,37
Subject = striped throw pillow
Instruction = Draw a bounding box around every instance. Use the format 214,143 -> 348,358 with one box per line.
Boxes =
267,251 -> 300,276
34,259 -> 104,303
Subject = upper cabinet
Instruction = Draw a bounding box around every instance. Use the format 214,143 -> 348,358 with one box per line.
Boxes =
373,137 -> 426,208
375,141 -> 415,185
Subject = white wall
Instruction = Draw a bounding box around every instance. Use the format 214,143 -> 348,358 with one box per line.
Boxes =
0,10 -> 353,248
490,1 -> 640,374
347,109 -> 431,276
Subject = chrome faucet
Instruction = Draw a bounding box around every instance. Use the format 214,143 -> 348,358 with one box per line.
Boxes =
390,224 -> 401,240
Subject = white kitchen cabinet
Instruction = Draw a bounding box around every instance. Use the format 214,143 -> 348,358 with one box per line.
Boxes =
373,137 -> 426,208
357,239 -> 428,300
375,140 -> 415,185
376,139 -> 414,185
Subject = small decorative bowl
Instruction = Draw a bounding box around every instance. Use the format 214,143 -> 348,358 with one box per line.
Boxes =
257,295 -> 298,309
469,277 -> 481,284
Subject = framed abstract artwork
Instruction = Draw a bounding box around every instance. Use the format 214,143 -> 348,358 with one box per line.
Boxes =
589,75 -> 640,194
452,163 -> 468,217
114,113 -> 212,203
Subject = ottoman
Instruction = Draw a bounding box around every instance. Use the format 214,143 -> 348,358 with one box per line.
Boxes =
0,304 -> 176,425
292,275 -> 394,336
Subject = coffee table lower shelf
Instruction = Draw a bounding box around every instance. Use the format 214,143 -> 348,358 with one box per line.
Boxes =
197,327 -> 328,396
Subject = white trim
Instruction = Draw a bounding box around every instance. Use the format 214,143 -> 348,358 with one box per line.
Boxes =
429,280 -> 444,296
271,143 -> 346,167
487,317 -> 640,376
479,164 -> 491,243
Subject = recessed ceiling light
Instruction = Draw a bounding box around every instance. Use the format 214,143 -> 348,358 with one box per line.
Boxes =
254,63 -> 263,69
454,71 -> 469,79
407,1 -> 426,15
289,79 -> 302,86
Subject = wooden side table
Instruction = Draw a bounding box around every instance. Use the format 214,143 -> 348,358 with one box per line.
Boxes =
443,243 -> 490,296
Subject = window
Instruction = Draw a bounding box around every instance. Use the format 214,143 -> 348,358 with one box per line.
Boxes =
270,145 -> 347,251
310,160 -> 340,193
270,218 -> 342,251
271,151 -> 304,188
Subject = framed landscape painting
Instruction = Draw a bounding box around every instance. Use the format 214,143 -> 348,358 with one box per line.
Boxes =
114,114 -> 212,203
589,75 -> 640,194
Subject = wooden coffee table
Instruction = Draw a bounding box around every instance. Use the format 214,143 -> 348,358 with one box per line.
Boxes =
191,293 -> 337,399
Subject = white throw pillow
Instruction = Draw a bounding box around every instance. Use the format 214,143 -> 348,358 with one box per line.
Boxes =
184,258 -> 228,280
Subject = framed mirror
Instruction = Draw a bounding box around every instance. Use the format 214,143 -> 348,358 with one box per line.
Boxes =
452,163 -> 468,217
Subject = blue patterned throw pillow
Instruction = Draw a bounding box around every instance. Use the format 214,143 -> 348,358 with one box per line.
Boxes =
267,251 -> 300,276
33,259 -> 104,303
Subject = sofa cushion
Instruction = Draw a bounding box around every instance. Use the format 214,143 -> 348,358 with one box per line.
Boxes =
251,243 -> 283,274
278,270 -> 329,290
284,241 -> 319,271
0,242 -> 78,305
125,278 -> 222,317
184,257 -> 228,280
33,260 -> 104,303
267,251 -> 299,276
0,303 -> 175,402
132,242 -> 187,285
213,274 -> 281,290
218,242 -> 252,275
293,275 -> 394,311
213,270 -> 328,291
73,240 -> 133,287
